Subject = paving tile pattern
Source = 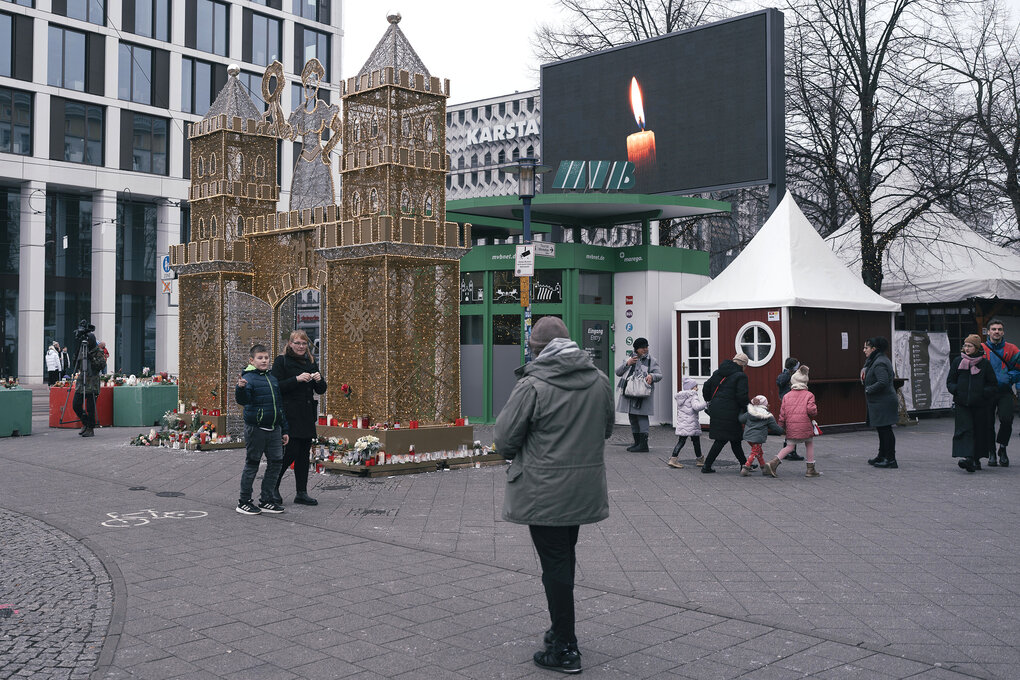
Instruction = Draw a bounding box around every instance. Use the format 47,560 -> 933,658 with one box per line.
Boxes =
0,412 -> 1015,678
0,508 -> 112,679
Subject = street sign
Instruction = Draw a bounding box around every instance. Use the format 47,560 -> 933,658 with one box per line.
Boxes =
514,244 -> 534,277
533,242 -> 555,258
160,255 -> 175,281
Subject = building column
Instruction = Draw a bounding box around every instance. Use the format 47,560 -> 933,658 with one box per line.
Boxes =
17,181 -> 46,383
92,190 -> 117,367
156,203 -> 181,375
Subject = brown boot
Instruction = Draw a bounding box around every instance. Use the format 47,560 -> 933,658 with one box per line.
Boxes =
762,457 -> 781,477
805,462 -> 820,477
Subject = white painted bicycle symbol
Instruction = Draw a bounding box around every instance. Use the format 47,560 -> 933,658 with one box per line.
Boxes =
101,508 -> 208,528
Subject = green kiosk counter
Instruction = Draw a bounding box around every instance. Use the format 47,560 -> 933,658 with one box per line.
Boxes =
0,387 -> 32,436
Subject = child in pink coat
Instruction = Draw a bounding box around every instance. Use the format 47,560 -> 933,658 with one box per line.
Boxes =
764,366 -> 820,477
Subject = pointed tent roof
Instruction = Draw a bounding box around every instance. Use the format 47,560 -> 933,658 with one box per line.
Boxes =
204,65 -> 260,122
675,192 -> 900,312
358,13 -> 430,79
827,186 -> 1020,304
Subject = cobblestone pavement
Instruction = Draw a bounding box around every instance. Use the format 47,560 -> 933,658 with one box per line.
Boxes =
0,508 -> 113,679
0,413 -> 1016,679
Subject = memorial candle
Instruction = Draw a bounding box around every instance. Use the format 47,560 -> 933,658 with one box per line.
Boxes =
625,77 -> 656,174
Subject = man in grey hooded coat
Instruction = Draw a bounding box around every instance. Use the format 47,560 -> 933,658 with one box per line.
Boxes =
495,316 -> 614,674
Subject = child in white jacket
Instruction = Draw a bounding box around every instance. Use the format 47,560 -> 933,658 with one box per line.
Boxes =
669,378 -> 707,468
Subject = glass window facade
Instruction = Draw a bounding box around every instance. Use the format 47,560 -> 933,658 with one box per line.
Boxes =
0,12 -> 11,77
45,193 -> 93,353
131,113 -> 168,175
239,70 -> 267,110
578,271 -> 612,305
299,26 -> 329,78
48,26 -> 87,91
293,0 -> 327,23
116,201 -> 156,374
0,86 -> 32,155
119,42 -> 153,105
251,12 -> 280,66
196,0 -> 228,56
63,101 -> 103,166
65,0 -> 104,24
132,0 -> 169,40
0,187 -> 17,377
181,56 -> 213,115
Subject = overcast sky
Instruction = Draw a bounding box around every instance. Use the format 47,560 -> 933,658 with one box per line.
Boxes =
342,1 -> 1020,105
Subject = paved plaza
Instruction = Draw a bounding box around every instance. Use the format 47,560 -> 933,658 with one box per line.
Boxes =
1,397 -> 1017,679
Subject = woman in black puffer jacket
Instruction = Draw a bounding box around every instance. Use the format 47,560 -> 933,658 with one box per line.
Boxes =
700,353 -> 750,473
271,330 -> 327,505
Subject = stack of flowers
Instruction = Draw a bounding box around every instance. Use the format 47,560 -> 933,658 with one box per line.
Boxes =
342,435 -> 382,466
129,428 -> 161,446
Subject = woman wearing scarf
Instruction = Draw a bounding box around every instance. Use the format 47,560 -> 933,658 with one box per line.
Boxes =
614,338 -> 662,452
947,334 -> 997,472
862,336 -> 900,468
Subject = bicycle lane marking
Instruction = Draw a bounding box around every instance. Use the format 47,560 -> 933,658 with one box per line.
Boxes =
101,509 -> 209,528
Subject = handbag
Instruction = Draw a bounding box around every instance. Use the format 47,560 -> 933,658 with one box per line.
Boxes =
624,370 -> 652,398
704,376 -> 727,416
811,420 -> 823,436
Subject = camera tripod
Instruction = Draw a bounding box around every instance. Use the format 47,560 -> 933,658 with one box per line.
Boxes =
59,339 -> 92,428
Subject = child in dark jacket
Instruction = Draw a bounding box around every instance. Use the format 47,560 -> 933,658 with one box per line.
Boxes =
234,344 -> 289,515
738,395 -> 784,476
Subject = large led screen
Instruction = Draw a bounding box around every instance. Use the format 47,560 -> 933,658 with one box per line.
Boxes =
541,10 -> 783,196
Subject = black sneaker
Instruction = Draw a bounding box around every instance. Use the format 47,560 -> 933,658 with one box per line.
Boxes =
258,501 -> 284,514
236,501 -> 261,515
786,451 -> 805,461
533,644 -> 581,674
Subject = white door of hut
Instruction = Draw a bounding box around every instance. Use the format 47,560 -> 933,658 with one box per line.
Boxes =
680,312 -> 719,425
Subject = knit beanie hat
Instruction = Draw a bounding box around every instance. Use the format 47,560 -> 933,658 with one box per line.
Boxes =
682,377 -> 697,391
790,365 -> 810,389
751,394 -> 768,408
732,352 -> 749,367
964,334 -> 983,349
529,316 -> 570,356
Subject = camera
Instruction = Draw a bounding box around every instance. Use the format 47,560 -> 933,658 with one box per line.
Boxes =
73,319 -> 95,344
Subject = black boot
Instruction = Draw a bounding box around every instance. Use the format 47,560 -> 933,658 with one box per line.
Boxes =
80,427 -> 94,438
785,444 -> 804,461
998,447 -> 1009,467
988,450 -> 998,466
633,433 -> 649,452
958,458 -> 975,472
867,454 -> 885,466
626,433 -> 641,452
873,457 -> 898,469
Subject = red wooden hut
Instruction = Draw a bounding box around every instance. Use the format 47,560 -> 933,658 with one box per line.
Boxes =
672,193 -> 901,427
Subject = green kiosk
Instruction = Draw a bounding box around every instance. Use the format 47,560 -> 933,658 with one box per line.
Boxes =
449,193 -> 729,424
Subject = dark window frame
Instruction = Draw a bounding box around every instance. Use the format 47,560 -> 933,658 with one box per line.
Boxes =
125,111 -> 168,175
0,86 -> 32,156
248,10 -> 281,67
48,24 -> 87,91
118,41 -> 154,105
62,100 -> 104,166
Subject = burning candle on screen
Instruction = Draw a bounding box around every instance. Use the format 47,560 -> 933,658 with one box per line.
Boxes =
626,77 -> 656,175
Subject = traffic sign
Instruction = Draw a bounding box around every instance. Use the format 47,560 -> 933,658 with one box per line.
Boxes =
533,242 -> 555,258
160,255 -> 175,281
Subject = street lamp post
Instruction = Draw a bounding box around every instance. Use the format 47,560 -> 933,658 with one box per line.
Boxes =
505,157 -> 549,363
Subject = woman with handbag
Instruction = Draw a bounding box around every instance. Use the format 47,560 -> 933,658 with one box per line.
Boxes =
700,353 -> 751,473
862,336 -> 900,469
614,338 -> 661,452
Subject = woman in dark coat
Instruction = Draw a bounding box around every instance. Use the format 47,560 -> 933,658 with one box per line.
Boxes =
700,353 -> 750,473
863,336 -> 900,468
271,330 -> 326,505
947,334 -> 998,472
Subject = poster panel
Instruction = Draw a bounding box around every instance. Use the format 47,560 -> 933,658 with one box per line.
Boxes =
893,331 -> 952,410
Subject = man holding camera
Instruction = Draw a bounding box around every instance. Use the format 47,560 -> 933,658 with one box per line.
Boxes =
71,321 -> 107,437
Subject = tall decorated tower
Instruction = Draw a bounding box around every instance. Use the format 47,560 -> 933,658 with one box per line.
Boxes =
170,66 -> 278,420
317,14 -> 470,423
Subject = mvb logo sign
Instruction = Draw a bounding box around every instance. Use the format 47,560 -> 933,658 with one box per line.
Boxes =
551,161 -> 636,191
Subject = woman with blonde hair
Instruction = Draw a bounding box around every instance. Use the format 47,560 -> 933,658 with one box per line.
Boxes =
271,330 -> 326,505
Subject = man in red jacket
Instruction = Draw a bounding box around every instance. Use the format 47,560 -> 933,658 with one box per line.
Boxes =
982,320 -> 1019,466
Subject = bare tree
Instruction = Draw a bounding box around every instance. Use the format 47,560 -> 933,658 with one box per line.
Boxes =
532,0 -> 716,61
783,0 -> 971,293
932,0 -> 1020,244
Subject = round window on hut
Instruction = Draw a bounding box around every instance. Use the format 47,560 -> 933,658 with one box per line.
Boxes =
734,321 -> 776,367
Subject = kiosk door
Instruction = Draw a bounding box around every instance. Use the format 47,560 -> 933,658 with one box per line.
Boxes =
680,312 -> 719,422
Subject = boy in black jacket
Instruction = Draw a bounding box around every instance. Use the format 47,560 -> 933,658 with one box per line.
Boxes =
234,344 -> 289,515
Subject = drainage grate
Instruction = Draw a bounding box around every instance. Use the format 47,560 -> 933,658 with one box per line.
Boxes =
155,491 -> 185,497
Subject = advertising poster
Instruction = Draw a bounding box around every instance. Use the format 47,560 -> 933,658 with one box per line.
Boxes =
892,331 -> 952,411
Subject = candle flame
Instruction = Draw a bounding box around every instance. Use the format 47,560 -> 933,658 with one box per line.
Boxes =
630,77 -> 646,130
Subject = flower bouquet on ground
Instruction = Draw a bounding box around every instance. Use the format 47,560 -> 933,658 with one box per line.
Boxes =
342,435 -> 382,466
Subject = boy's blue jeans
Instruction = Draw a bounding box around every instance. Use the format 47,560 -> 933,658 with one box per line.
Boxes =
239,424 -> 284,505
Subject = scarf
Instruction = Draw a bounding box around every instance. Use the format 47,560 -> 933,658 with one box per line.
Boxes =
958,351 -> 982,375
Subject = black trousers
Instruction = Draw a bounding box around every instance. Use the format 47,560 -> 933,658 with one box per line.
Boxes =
72,391 -> 96,428
988,387 -> 1014,451
529,525 -> 580,646
704,439 -> 746,467
876,425 -> 896,460
276,436 -> 312,496
672,436 -> 702,457
46,370 -> 59,386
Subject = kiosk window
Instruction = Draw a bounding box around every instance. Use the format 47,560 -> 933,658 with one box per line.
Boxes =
460,271 -> 484,304
491,270 -> 520,304
493,315 -> 521,345
579,271 -> 611,305
530,270 -> 562,304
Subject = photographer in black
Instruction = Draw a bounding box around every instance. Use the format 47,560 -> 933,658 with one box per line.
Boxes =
71,320 -> 107,437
